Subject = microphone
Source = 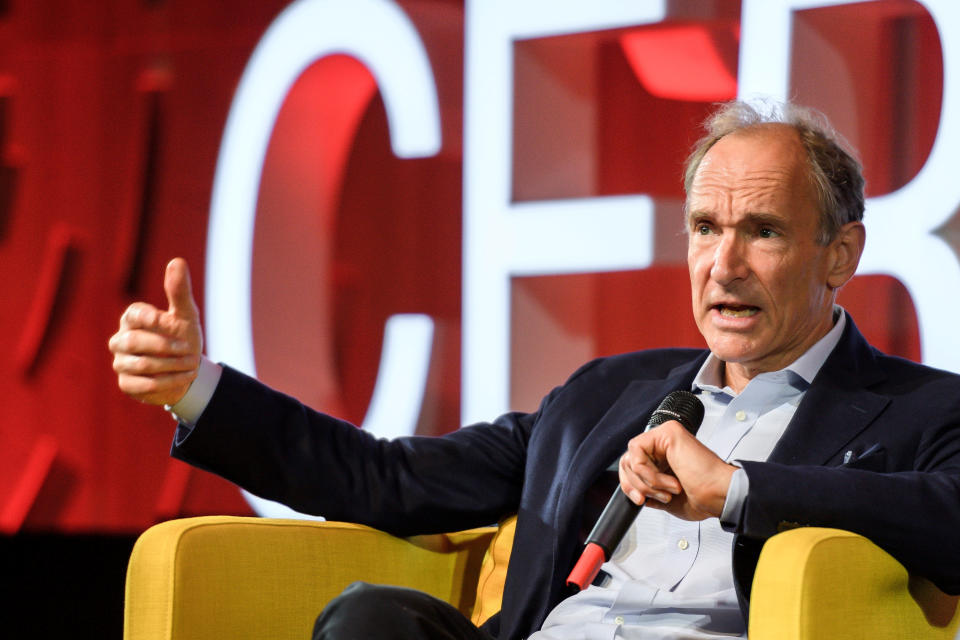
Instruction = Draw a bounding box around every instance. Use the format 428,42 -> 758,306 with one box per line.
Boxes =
566,390 -> 705,591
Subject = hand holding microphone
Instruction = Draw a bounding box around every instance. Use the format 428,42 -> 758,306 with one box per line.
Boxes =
568,390 -> 736,591
619,402 -> 736,523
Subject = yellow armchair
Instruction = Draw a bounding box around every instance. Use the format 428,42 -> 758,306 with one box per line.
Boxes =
123,516 -> 513,640
750,527 -> 960,639
124,516 -> 958,640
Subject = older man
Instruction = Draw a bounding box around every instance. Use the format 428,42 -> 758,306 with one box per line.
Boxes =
110,100 -> 960,639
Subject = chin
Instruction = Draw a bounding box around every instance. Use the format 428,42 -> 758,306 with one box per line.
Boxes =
705,341 -> 760,364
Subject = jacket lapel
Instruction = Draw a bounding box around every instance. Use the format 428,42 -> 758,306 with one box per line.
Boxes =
767,314 -> 889,466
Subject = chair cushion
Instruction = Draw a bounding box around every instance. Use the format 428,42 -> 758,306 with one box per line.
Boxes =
471,515 -> 517,625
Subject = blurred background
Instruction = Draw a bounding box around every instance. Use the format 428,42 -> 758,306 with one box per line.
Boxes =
0,0 -> 953,635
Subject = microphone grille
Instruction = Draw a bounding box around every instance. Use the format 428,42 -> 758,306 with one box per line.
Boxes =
649,390 -> 705,435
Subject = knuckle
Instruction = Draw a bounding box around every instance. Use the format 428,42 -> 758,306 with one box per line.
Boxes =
109,331 -> 127,353
119,331 -> 135,351
139,377 -> 158,394
117,374 -> 141,394
132,355 -> 149,374
112,331 -> 134,355
122,304 -> 144,324
121,332 -> 137,353
129,303 -> 158,326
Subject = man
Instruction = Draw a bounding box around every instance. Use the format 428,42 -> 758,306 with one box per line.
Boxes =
110,100 -> 960,639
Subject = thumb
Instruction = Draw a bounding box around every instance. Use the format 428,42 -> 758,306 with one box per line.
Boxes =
164,257 -> 199,320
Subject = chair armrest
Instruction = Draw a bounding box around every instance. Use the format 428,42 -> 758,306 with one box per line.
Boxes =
749,527 -> 960,640
124,516 -> 495,640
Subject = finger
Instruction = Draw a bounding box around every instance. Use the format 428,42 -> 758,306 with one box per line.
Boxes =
109,329 -> 194,357
621,448 -> 681,494
113,352 -> 200,377
116,370 -> 198,406
164,257 -> 199,320
120,302 -> 163,331
626,438 -> 683,493
619,455 -> 678,505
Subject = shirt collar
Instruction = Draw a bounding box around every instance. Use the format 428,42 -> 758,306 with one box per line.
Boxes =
692,306 -> 847,394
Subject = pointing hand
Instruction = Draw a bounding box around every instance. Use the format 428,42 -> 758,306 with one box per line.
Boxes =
109,258 -> 203,406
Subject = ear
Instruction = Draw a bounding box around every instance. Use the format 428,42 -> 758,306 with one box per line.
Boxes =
826,221 -> 866,290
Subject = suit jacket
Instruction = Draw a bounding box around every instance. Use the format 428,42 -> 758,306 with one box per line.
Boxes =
172,314 -> 960,640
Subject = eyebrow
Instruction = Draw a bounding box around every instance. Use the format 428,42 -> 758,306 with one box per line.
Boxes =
686,209 -> 785,221
742,212 -> 786,226
684,210 -> 788,228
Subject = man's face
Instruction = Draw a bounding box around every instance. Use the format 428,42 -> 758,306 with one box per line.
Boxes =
686,125 -> 838,387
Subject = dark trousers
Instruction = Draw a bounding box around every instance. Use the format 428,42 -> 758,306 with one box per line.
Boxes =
312,582 -> 497,640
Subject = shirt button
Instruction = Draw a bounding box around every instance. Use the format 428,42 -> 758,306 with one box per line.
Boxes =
614,616 -> 625,626
735,410 -> 747,421
678,537 -> 689,550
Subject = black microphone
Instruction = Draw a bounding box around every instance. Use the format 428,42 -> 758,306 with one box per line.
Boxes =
566,390 -> 705,591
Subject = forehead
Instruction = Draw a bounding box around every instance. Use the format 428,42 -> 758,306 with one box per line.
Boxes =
688,125 -> 816,215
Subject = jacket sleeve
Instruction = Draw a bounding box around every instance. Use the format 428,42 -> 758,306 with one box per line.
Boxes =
171,365 -> 543,536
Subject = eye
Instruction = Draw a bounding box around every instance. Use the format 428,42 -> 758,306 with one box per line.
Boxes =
695,223 -> 713,236
758,227 -> 780,239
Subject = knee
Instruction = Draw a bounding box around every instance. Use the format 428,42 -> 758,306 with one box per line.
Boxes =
319,581 -> 385,618
328,581 -> 385,611
313,582 -> 403,638
313,582 -> 484,640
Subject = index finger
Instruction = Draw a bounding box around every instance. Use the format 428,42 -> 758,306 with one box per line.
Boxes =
120,302 -> 163,331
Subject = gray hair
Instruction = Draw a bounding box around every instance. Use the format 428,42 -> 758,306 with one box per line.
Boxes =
683,100 -> 865,244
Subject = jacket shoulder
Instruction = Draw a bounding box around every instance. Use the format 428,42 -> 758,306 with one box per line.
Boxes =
565,347 -> 708,387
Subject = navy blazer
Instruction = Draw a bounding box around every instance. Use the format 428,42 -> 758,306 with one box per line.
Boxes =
173,314 -> 960,640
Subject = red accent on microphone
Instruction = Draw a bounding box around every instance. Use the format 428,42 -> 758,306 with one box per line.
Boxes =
565,541 -> 607,591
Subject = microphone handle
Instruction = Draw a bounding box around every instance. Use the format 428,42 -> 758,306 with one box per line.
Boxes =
586,487 -> 640,556
564,489 -> 639,591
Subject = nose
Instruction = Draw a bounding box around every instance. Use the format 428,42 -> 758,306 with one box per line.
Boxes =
710,234 -> 749,285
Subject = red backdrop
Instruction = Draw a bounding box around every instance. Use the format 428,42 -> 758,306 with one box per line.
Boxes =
0,0 -> 944,533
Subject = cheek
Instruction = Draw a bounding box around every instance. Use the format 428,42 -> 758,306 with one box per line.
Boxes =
752,253 -> 796,295
687,246 -> 711,285
688,269 -> 710,313
688,262 -> 700,289
774,259 -> 821,304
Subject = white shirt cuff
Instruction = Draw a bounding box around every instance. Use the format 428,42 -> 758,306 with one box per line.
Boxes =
166,356 -> 222,426
719,466 -> 748,531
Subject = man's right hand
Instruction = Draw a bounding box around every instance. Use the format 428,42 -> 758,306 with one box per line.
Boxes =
109,257 -> 203,406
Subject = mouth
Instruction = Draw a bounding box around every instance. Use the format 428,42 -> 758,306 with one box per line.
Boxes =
713,303 -> 760,318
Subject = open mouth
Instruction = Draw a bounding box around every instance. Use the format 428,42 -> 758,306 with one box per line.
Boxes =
714,304 -> 759,318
